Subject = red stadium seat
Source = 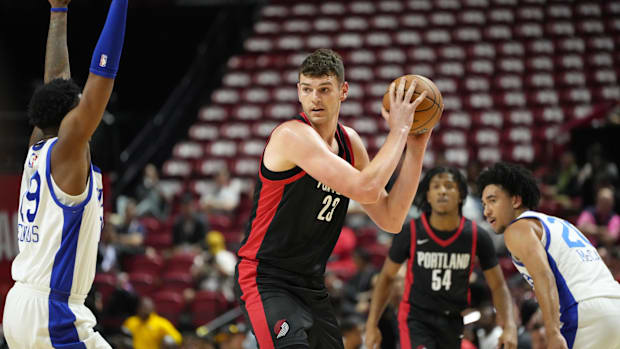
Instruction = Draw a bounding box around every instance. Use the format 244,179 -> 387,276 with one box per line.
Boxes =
442,111 -> 471,130
161,271 -> 195,294
144,231 -> 173,251
313,17 -> 341,32
251,121 -> 278,138
191,290 -> 229,328
152,291 -> 186,326
231,105 -> 263,121
547,4 -> 571,19
162,159 -> 192,178
487,8 -> 513,24
197,159 -> 228,176
477,147 -> 501,165
231,158 -> 260,177
129,272 -> 158,296
444,148 -> 470,167
576,3 -> 601,18
435,129 -> 467,148
166,252 -> 198,274
459,9 -> 487,26
205,141 -> 237,158
472,129 -> 501,147
505,110 -> 534,127
126,253 -> 164,275
239,139 -> 266,157
93,273 -> 117,307
189,124 -> 219,142
173,142 -> 203,160
220,123 -> 251,140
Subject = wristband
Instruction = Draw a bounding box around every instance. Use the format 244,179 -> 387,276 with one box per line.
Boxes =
51,7 -> 68,12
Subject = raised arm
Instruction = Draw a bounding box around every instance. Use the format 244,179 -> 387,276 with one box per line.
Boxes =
51,0 -> 127,195
357,125 -> 431,232
504,219 -> 568,349
266,80 -> 427,205
30,0 -> 72,147
44,0 -> 71,83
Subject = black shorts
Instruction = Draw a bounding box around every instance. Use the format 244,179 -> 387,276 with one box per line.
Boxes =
234,259 -> 344,349
398,303 -> 464,349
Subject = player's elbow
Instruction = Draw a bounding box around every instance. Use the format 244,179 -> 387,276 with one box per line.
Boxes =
351,178 -> 383,204
354,189 -> 382,205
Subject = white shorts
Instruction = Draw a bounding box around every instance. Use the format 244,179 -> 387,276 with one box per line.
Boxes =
573,297 -> 620,349
2,282 -> 111,349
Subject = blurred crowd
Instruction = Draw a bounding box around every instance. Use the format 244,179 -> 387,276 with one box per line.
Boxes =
62,141 -> 619,349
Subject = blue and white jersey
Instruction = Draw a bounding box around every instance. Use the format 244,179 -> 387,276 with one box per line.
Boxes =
511,211 -> 620,345
13,137 -> 104,298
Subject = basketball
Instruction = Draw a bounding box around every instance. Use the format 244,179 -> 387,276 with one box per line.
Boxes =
382,74 -> 444,134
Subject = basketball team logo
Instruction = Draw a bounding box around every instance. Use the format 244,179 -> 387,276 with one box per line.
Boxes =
274,319 -> 289,339
27,154 -> 38,168
99,54 -> 108,68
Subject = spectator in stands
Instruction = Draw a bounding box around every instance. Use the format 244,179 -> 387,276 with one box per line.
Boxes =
173,193 -> 209,252
117,198 -> 146,247
200,166 -> 242,215
97,215 -> 121,273
577,186 -> 620,248
122,297 -> 183,349
136,163 -> 170,220
195,231 -> 237,302
475,303 -> 503,349
546,152 -> 581,212
578,143 -> 619,206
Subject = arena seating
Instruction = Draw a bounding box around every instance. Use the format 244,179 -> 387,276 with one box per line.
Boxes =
160,0 -> 619,195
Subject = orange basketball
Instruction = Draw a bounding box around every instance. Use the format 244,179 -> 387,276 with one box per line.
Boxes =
382,74 -> 444,134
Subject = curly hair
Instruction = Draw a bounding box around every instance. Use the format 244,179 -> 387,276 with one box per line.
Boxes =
413,166 -> 468,214
28,78 -> 81,129
476,162 -> 540,210
299,48 -> 345,83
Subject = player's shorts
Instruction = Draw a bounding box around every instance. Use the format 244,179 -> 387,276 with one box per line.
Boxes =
398,303 -> 464,349
2,282 -> 111,349
234,259 -> 344,349
572,297 -> 620,349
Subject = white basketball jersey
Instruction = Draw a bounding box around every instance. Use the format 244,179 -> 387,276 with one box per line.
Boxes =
12,138 -> 104,297
512,211 -> 620,301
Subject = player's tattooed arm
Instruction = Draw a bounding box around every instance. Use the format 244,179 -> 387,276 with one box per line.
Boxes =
44,0 -> 72,83
30,0 -> 72,147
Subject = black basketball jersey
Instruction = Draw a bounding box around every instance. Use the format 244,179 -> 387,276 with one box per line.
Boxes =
389,213 -> 497,316
237,113 -> 354,277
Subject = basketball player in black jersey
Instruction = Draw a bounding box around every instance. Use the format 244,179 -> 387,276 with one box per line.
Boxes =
365,167 -> 517,349
234,49 -> 433,349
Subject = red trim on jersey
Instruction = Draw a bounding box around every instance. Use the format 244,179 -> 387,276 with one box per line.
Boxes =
258,164 -> 306,184
299,112 -> 311,124
339,124 -> 355,167
422,213 -> 466,248
238,259 -> 274,349
398,219 -> 416,349
467,221 -> 478,305
238,180 -> 287,259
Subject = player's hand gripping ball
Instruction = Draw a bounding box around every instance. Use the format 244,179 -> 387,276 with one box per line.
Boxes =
382,74 -> 444,134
